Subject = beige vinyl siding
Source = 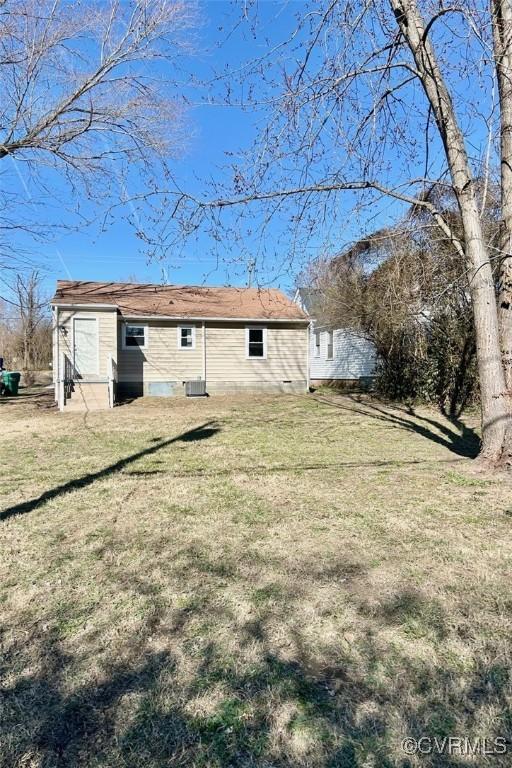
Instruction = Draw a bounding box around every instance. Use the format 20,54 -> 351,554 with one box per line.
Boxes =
205,322 -> 307,383
116,320 -> 306,385
57,309 -> 117,379
58,310 -> 75,365
98,311 -> 118,376
118,320 -> 203,382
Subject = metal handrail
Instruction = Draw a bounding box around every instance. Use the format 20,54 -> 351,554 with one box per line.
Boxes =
107,354 -> 117,408
63,354 -> 74,402
58,352 -> 75,410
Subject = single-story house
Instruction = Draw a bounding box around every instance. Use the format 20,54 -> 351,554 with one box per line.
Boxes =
51,280 -> 309,411
294,288 -> 377,387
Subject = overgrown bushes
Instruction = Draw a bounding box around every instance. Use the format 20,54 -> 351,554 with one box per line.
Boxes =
374,313 -> 477,418
301,187 -> 490,417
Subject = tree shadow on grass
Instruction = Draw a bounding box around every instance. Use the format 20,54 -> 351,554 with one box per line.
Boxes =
309,393 -> 480,459
0,421 -> 220,522
2,560 -> 511,768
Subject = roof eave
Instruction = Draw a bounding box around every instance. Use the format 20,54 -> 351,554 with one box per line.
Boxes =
50,303 -> 308,322
121,313 -> 309,323
51,302 -> 118,309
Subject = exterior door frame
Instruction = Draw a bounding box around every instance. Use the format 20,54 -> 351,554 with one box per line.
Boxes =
72,315 -> 99,378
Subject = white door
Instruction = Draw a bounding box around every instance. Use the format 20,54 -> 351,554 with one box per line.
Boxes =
74,318 -> 98,377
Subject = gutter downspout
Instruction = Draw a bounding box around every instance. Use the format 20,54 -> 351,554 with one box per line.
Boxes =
202,320 -> 206,386
55,305 -> 59,403
306,321 -> 311,392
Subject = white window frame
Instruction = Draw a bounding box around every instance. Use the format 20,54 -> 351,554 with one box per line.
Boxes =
314,330 -> 321,358
245,325 -> 267,360
326,330 -> 334,360
177,324 -> 196,350
122,322 -> 148,351
72,315 -> 99,376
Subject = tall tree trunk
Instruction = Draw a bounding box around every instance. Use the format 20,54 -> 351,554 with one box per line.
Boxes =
492,0 -> 512,464
391,0 -> 511,463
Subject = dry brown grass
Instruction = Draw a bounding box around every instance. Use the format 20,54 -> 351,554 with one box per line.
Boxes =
1,389 -> 511,767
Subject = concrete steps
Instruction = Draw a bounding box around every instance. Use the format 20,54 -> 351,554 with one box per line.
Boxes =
63,381 -> 109,411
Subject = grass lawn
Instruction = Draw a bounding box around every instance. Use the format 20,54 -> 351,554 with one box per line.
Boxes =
1,389 -> 511,767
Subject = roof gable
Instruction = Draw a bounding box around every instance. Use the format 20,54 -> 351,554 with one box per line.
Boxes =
294,287 -> 320,316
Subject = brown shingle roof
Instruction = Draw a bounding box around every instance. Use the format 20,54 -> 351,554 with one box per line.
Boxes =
51,280 -> 308,321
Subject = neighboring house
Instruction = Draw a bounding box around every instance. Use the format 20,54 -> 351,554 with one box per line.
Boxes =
51,280 -> 309,411
294,288 -> 377,387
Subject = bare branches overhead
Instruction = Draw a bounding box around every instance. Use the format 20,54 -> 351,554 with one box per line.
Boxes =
0,0 -> 195,167
0,0 -> 196,262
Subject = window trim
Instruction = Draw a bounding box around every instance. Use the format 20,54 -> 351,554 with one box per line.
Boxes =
245,325 -> 267,360
314,329 -> 321,358
177,324 -> 196,350
326,329 -> 334,360
122,322 -> 148,351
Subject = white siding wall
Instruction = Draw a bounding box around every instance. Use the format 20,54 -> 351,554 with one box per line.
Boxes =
310,325 -> 376,380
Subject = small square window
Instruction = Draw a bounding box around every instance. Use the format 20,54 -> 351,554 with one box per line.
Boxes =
123,324 -> 147,349
178,326 -> 195,349
246,327 -> 266,358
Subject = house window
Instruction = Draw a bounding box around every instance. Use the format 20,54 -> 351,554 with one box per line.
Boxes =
246,326 -> 266,358
326,330 -> 334,360
123,324 -> 147,349
314,330 -> 321,357
178,325 -> 195,349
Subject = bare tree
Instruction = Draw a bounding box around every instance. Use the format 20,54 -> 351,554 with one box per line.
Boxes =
389,0 -> 507,462
15,271 -> 46,379
492,0 -> 512,390
0,270 -> 51,381
0,0 -> 195,262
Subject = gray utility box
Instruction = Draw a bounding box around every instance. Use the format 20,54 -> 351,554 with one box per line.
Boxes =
185,379 -> 207,397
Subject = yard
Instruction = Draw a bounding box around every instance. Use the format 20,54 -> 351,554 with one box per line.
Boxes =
1,390 -> 511,767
